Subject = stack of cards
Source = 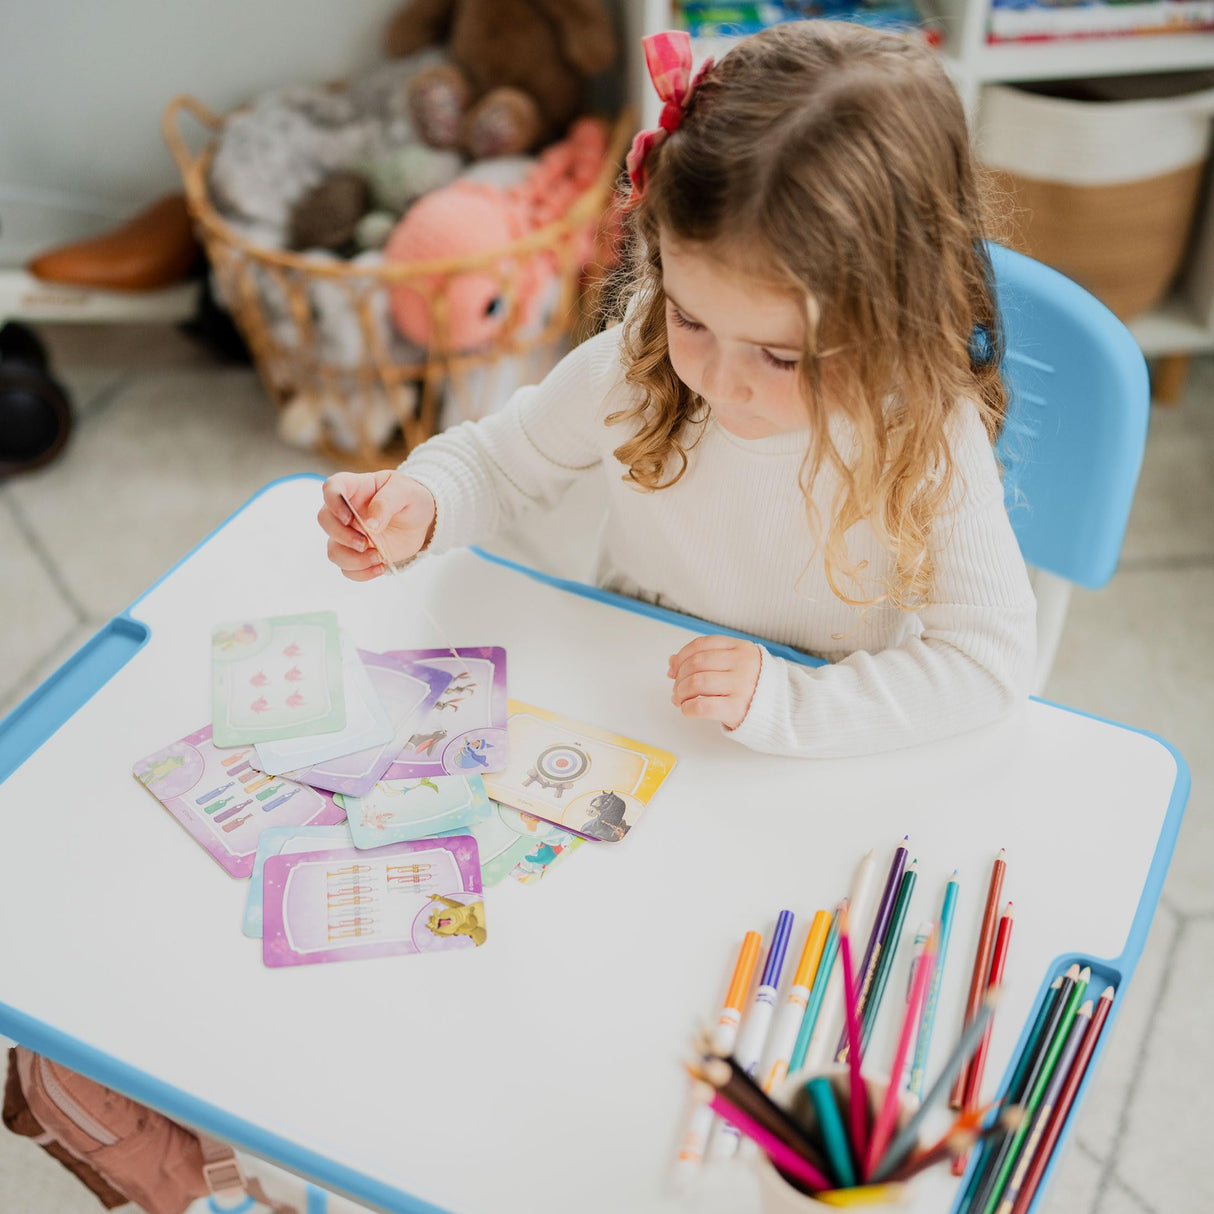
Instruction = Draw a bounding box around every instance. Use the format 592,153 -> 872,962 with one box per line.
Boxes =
131,607 -> 678,969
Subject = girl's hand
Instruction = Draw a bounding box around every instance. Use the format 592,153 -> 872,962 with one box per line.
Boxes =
318,470 -> 436,581
667,636 -> 762,730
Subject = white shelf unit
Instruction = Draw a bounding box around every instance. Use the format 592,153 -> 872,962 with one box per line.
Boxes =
623,2 -> 1214,359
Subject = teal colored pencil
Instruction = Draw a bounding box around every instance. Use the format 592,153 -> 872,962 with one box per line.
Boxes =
788,902 -> 843,1075
909,871 -> 958,1097
806,1075 -> 857,1187
857,862 -> 918,1052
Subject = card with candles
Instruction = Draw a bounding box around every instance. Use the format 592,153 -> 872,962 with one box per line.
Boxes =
261,837 -> 485,967
243,823 -> 356,937
383,647 -> 509,780
483,701 -> 676,842
211,611 -> 345,746
336,774 -> 492,849
132,726 -> 347,878
250,650 -> 453,797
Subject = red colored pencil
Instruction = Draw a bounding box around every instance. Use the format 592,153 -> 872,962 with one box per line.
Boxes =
1009,985 -> 1115,1214
837,903 -> 869,1165
951,847 -> 1007,1109
952,901 -> 1014,1175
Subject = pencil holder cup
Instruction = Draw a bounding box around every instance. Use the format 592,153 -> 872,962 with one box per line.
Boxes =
754,1069 -> 917,1211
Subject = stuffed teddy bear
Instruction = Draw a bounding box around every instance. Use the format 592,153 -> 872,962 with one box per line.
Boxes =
382,0 -> 616,158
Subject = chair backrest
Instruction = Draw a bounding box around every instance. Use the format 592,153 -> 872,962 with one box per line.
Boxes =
989,243 -> 1151,589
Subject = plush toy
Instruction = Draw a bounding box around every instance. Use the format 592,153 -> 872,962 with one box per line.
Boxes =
382,0 -> 617,157
382,116 -> 609,352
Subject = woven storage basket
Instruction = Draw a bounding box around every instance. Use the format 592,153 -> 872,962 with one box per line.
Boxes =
980,75 -> 1214,321
163,95 -> 627,469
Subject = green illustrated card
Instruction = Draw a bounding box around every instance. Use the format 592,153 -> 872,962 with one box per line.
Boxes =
211,612 -> 346,747
337,774 -> 491,849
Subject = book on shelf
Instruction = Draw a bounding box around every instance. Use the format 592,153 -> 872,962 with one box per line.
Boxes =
676,2 -> 944,45
987,0 -> 1214,42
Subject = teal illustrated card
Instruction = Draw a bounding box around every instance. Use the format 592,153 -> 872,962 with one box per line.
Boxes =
337,775 -> 492,849
464,802 -> 582,886
211,611 -> 345,747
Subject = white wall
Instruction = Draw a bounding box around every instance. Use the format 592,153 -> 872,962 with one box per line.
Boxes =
0,0 -> 401,262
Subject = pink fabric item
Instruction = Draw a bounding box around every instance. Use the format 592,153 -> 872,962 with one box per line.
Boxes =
625,31 -> 714,203
385,117 -> 610,352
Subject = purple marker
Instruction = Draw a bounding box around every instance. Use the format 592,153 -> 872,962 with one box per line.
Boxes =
195,782 -> 233,805
212,800 -> 252,824
710,909 -> 795,1159
837,835 -> 908,1060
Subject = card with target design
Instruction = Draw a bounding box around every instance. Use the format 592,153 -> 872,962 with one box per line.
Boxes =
482,701 -> 677,843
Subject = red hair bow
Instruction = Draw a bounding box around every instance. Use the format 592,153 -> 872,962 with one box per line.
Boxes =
625,31 -> 714,203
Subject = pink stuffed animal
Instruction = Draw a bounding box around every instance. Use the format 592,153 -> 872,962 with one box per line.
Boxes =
384,117 -> 608,351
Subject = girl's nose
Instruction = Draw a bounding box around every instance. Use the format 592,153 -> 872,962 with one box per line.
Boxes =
701,352 -> 750,406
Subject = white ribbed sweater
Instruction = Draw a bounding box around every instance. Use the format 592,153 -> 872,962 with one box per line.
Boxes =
401,324 -> 1037,758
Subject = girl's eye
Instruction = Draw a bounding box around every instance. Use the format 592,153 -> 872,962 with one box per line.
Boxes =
762,349 -> 800,372
669,306 -> 704,332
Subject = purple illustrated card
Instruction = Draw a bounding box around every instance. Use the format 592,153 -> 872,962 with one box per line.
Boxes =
383,647 -> 509,780
261,838 -> 485,967
133,726 -> 347,878
255,651 -> 452,798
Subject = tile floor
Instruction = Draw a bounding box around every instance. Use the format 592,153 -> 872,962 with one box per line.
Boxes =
1,323 -> 1212,1214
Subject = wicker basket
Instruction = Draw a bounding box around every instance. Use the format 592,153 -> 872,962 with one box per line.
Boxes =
163,95 -> 628,469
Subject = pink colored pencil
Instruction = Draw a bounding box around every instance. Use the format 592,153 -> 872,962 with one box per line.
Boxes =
707,1090 -> 831,1192
865,926 -> 938,1179
838,904 -> 869,1164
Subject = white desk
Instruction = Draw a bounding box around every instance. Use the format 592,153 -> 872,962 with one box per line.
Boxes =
0,477 -> 1189,1214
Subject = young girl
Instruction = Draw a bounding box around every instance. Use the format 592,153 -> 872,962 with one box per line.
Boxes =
318,21 -> 1036,758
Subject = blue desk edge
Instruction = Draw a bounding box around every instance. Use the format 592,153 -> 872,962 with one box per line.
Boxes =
0,474 -> 1192,1214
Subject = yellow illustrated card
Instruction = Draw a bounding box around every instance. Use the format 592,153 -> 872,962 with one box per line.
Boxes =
483,700 -> 677,843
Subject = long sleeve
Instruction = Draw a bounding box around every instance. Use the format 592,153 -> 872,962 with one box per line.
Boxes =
728,405 -> 1037,758
398,326 -> 623,554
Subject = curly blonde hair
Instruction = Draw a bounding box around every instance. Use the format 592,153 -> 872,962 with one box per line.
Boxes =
609,21 -> 1007,610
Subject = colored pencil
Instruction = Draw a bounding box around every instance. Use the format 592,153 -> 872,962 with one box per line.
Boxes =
815,1184 -> 906,1207
807,851 -> 878,1069
702,1086 -> 831,1192
909,871 -> 959,1098
806,1075 -> 857,1187
675,931 -> 762,1171
692,1055 -> 830,1173
712,911 -> 795,1157
869,988 -> 1001,1184
765,910 -> 833,1092
899,923 -> 933,1093
837,837 -> 908,1059
1010,985 -> 1114,1214
952,847 -> 1007,1108
790,902 -> 843,1075
888,1107 -> 1024,1184
970,966 -> 1090,1214
856,861 -> 918,1054
997,1000 -> 1092,1214
956,969 -> 1075,1207
837,903 -> 869,1164
865,923 -> 936,1179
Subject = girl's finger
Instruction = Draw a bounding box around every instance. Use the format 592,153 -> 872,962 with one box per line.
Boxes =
342,563 -> 385,583
672,670 -> 736,705
671,635 -> 743,668
317,506 -> 368,551
326,538 -> 381,573
673,649 -> 737,679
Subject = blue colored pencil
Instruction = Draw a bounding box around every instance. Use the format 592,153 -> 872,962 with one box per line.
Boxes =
788,901 -> 843,1075
909,870 -> 959,1097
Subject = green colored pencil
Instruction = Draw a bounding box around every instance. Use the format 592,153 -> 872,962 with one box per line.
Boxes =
857,861 -> 918,1052
807,1075 -> 857,1187
789,902 -> 843,1074
973,967 -> 1090,1214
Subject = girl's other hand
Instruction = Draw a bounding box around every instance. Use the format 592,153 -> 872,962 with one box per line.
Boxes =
667,636 -> 762,731
318,470 -> 436,581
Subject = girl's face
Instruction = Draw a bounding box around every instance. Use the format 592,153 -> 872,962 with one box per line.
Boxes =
660,232 -> 810,439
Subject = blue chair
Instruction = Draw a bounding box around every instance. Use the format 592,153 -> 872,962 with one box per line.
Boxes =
989,243 -> 1151,692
